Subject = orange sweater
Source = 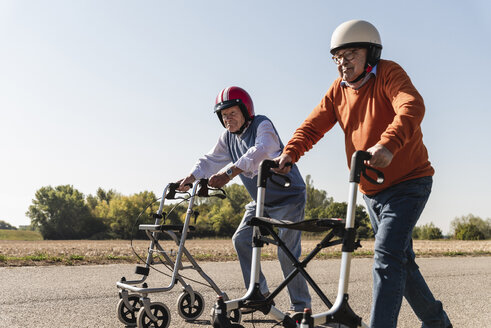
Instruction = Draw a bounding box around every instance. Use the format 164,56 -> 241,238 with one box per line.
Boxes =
283,59 -> 434,195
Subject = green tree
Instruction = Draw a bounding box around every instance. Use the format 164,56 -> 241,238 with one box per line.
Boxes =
87,188 -> 119,212
305,175 -> 332,212
162,203 -> 188,226
194,184 -> 250,236
304,175 -> 334,220
451,214 -> 490,240
413,222 -> 443,240
87,188 -> 182,239
454,223 -> 485,240
223,184 -> 251,214
0,220 -> 17,230
302,176 -> 373,238
105,191 -> 159,239
322,202 -> 373,239
26,185 -> 105,239
206,201 -> 239,236
96,187 -> 116,204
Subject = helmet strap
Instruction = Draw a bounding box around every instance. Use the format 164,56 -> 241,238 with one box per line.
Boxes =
231,120 -> 251,135
348,61 -> 373,84
230,104 -> 252,134
348,70 -> 367,84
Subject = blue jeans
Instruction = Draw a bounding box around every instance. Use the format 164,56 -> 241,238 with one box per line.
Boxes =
232,200 -> 312,311
363,176 -> 451,328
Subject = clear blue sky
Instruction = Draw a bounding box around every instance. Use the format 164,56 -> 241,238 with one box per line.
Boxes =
1,1 -> 490,234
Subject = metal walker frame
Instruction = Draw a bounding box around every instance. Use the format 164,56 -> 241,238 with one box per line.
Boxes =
116,179 -> 231,328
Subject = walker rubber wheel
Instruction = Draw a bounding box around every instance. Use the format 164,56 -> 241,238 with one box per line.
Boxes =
116,294 -> 142,326
229,309 -> 242,323
211,307 -> 242,326
177,291 -> 205,320
212,313 -> 232,328
136,302 -> 171,328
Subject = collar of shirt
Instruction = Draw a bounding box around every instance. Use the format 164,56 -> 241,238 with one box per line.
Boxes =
341,64 -> 378,89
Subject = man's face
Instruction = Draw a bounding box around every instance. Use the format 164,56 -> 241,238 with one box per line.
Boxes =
221,105 -> 245,133
334,48 -> 367,82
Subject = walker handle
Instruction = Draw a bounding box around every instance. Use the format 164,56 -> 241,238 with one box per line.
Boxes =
165,183 -> 180,199
257,160 -> 291,188
197,179 -> 227,199
165,182 -> 192,199
349,151 -> 384,185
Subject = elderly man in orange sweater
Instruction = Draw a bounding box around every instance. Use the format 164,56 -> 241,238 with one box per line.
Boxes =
274,20 -> 452,328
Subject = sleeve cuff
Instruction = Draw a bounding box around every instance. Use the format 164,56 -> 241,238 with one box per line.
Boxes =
378,138 -> 400,155
282,147 -> 300,164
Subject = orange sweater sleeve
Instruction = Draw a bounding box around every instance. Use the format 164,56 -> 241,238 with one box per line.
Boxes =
377,62 -> 426,155
283,85 -> 338,163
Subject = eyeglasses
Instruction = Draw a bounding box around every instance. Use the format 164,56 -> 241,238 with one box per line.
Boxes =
332,49 -> 358,65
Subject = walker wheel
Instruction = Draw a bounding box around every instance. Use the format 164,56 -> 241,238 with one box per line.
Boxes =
116,294 -> 142,326
177,291 -> 205,320
212,313 -> 232,328
229,309 -> 242,323
136,302 -> 170,328
211,307 -> 242,325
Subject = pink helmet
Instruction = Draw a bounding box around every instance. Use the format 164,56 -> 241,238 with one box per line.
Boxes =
214,86 -> 255,127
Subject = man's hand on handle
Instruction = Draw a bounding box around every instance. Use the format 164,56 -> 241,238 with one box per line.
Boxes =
272,153 -> 293,174
177,174 -> 196,191
208,172 -> 230,189
366,144 -> 393,168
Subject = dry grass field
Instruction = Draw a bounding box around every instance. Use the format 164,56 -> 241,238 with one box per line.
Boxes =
1,238 -> 490,266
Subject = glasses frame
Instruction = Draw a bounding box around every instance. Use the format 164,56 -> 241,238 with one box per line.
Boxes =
332,48 -> 359,65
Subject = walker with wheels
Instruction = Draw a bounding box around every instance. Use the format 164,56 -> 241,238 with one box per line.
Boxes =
211,151 -> 384,328
115,179 -> 235,328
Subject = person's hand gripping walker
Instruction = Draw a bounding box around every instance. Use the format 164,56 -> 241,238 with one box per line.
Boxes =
177,168 -> 238,193
365,144 -> 393,168
272,154 -> 294,174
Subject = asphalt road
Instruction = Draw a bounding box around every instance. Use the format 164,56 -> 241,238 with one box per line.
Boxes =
1,257 -> 490,327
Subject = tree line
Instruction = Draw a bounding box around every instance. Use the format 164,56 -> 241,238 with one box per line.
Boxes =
11,175 -> 490,240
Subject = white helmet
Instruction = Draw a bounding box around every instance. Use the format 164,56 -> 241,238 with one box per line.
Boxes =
330,19 -> 382,67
